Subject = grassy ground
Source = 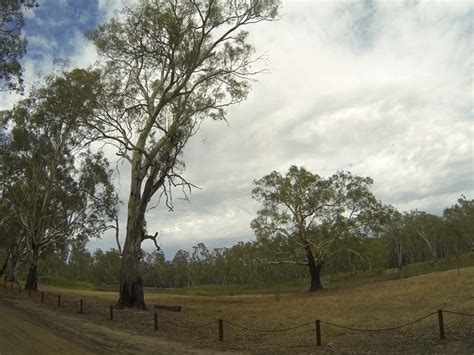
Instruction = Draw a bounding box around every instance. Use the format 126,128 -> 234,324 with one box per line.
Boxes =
1,266 -> 473,353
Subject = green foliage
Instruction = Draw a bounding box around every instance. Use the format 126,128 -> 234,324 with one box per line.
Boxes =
382,199 -> 474,272
444,195 -> 474,251
250,166 -> 384,289
84,0 -> 281,194
90,249 -> 121,285
0,70 -> 119,286
38,276 -> 94,291
0,0 -> 38,91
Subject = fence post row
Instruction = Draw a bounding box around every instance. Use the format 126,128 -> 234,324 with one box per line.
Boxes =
1,284 -> 470,349
438,309 -> 445,340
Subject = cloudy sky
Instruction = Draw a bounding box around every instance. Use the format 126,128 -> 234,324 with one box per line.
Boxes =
1,0 -> 472,258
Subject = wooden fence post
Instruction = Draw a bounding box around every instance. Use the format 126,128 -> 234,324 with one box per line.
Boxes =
218,319 -> 224,341
110,305 -> 113,321
438,309 -> 445,340
80,299 -> 83,314
57,294 -> 61,307
41,291 -> 44,303
315,320 -> 322,347
154,312 -> 158,331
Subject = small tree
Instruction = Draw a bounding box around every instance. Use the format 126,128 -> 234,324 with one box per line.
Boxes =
84,0 -> 280,308
251,166 -> 383,291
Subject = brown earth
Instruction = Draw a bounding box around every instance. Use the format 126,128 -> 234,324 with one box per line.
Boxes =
0,297 -> 234,354
0,267 -> 473,354
0,298 -> 92,354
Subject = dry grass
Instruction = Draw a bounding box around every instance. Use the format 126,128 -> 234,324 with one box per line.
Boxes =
2,267 -> 473,353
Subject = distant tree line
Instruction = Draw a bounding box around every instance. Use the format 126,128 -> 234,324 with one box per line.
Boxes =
7,194 -> 471,289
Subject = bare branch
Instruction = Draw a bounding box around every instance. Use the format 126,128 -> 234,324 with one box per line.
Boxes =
141,231 -> 160,250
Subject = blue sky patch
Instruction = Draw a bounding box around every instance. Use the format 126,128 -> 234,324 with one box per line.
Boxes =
24,0 -> 100,61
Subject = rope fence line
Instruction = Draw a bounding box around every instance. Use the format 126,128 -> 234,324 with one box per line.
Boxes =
443,310 -> 474,317
320,311 -> 438,332
226,320 -> 314,333
165,318 -> 216,330
1,281 -> 473,348
123,307 -> 217,331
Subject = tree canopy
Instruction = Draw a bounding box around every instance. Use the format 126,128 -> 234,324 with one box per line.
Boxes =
0,70 -> 118,289
0,0 -> 38,92
251,166 -> 384,291
83,0 -> 280,308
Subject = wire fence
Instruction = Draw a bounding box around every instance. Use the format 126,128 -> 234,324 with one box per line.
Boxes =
1,280 -> 473,349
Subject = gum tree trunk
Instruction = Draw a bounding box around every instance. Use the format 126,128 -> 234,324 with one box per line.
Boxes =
117,153 -> 147,309
308,258 -> 324,292
25,248 -> 39,291
303,240 -> 323,292
117,226 -> 146,309
4,250 -> 20,283
0,256 -> 8,277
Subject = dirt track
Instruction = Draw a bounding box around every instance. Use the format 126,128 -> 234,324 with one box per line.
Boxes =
0,297 -> 232,354
0,298 -> 92,354
0,267 -> 473,354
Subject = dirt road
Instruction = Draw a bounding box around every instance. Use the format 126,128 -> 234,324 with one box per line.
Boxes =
0,298 -> 92,354
0,297 -> 232,354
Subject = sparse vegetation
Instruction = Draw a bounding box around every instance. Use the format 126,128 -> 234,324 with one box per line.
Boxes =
1,266 -> 473,353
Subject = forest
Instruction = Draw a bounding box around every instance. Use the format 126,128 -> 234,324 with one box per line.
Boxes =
1,171 -> 472,291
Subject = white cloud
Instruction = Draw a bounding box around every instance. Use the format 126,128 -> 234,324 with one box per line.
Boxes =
141,0 -> 473,256
2,0 -> 472,257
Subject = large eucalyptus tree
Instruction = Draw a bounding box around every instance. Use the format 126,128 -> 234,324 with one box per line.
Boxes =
84,0 -> 280,308
251,166 -> 384,291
